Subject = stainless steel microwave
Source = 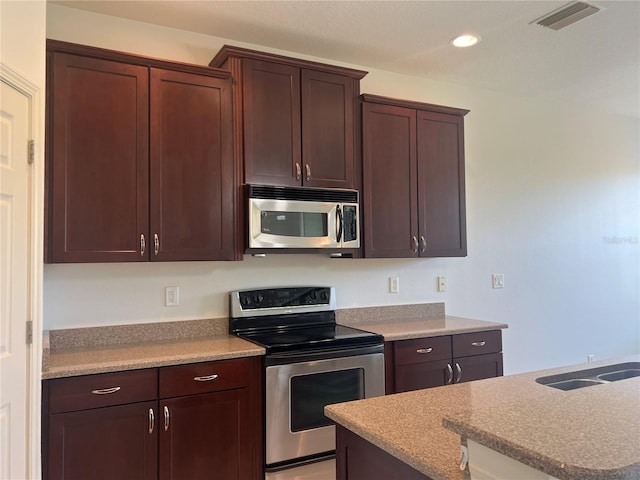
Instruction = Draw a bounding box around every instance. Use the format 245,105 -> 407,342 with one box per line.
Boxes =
247,184 -> 360,250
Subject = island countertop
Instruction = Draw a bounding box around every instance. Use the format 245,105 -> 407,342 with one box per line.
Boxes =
325,355 -> 640,480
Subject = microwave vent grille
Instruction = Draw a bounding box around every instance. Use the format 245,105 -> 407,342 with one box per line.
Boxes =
248,184 -> 358,203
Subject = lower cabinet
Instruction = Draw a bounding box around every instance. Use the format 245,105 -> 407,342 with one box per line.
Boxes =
48,401 -> 158,480
336,425 -> 431,480
385,330 -> 503,394
43,357 -> 263,480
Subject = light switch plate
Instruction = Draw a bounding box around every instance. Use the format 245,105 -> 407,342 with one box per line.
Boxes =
492,274 -> 504,289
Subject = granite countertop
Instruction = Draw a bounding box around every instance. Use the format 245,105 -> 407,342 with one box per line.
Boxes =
336,303 -> 507,340
350,316 -> 507,341
42,318 -> 264,379
44,303 -> 504,379
325,355 -> 640,480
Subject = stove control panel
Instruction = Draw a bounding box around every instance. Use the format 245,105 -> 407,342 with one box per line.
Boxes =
230,286 -> 336,317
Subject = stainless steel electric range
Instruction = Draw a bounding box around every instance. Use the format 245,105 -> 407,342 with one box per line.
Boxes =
229,286 -> 385,479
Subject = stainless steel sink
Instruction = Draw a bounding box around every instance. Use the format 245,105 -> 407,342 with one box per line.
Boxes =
597,369 -> 640,382
545,379 -> 606,391
536,362 -> 640,391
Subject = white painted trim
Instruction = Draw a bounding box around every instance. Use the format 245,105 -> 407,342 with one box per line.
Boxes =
1,62 -> 43,480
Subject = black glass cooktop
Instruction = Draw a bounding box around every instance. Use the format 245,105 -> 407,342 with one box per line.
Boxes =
238,324 -> 383,355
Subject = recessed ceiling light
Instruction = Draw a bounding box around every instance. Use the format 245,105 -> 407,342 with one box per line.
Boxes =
451,34 -> 481,48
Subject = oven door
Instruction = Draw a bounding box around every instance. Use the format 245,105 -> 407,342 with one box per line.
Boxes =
249,198 -> 340,249
265,352 -> 384,467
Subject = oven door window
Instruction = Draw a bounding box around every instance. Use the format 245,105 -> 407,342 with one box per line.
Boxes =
290,368 -> 364,432
261,211 -> 328,238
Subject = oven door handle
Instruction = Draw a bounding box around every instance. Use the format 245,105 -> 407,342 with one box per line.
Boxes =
265,343 -> 384,366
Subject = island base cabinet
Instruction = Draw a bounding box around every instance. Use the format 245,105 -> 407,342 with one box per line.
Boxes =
159,391 -> 247,480
335,425 -> 432,480
48,401 -> 158,480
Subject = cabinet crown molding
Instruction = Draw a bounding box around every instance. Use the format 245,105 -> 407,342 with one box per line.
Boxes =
361,94 -> 469,117
46,39 -> 231,79
210,44 -> 368,79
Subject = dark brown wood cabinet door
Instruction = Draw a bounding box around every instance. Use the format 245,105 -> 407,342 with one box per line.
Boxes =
242,59 -> 301,186
48,401 -> 158,480
416,109 -> 467,257
48,53 -> 149,262
336,426 -> 431,480
159,390 -> 253,480
301,70 -> 355,188
149,68 -> 234,261
394,359 -> 452,393
362,102 -> 418,258
454,353 -> 504,384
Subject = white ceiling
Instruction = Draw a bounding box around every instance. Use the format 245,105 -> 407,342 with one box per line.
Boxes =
52,1 -> 640,118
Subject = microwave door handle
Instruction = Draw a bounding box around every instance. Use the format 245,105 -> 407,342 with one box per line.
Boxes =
336,205 -> 343,243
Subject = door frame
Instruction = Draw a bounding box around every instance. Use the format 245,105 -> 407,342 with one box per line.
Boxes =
1,62 -> 43,479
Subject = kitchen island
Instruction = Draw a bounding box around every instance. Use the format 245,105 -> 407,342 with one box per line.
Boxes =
325,356 -> 640,480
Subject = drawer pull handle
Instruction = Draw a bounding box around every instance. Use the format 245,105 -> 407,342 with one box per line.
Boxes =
446,363 -> 454,384
194,374 -> 218,382
91,386 -> 121,395
164,405 -> 170,431
149,408 -> 154,434
455,362 -> 462,383
471,341 -> 486,347
416,348 -> 433,354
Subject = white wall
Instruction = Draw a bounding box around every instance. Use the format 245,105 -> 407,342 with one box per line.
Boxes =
44,4 -> 640,374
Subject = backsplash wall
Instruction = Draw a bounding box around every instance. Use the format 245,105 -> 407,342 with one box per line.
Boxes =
44,5 -> 640,375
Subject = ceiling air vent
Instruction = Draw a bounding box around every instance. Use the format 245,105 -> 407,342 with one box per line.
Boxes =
533,1 -> 600,31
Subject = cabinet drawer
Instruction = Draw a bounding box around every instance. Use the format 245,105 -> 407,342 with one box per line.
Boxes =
159,358 -> 251,398
48,369 -> 158,414
452,330 -> 502,358
393,336 -> 451,366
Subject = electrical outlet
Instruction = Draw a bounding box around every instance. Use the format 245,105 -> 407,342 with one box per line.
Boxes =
165,286 -> 179,306
389,276 -> 400,293
587,354 -> 595,363
492,274 -> 504,289
437,276 -> 447,292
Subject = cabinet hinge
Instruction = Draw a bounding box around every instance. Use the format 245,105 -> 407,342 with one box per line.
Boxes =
26,320 -> 33,345
28,139 -> 35,165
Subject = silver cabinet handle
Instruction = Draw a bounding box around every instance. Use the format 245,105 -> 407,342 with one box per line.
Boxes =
140,234 -> 146,256
471,341 -> 486,347
416,348 -> 433,354
412,236 -> 419,253
455,362 -> 462,383
149,408 -> 155,434
446,363 -> 454,384
193,374 -> 218,382
420,235 -> 426,253
305,164 -> 311,181
163,405 -> 170,431
91,386 -> 121,395
153,233 -> 159,256
295,162 -> 301,181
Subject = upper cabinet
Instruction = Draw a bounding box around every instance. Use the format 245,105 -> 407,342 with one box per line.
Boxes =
210,46 -> 367,189
361,94 -> 469,258
45,40 -> 235,263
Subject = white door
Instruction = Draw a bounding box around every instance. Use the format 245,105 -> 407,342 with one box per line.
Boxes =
0,78 -> 32,479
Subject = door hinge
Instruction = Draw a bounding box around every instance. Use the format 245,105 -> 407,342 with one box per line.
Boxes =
26,320 -> 33,345
28,139 -> 35,165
